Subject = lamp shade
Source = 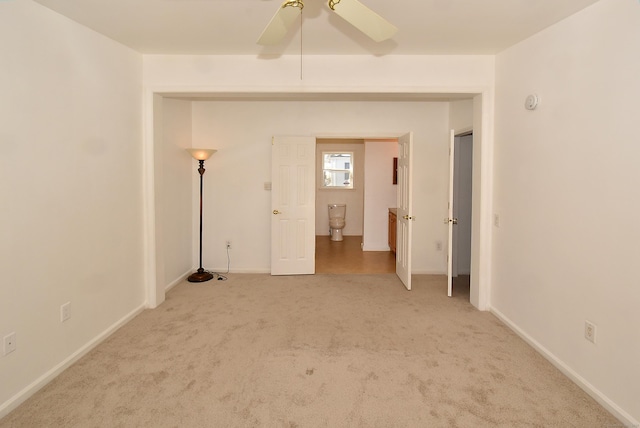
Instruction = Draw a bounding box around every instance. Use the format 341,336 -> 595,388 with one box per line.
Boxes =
186,148 -> 217,161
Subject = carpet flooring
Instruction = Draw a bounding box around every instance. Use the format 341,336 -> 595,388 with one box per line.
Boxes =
0,274 -> 619,427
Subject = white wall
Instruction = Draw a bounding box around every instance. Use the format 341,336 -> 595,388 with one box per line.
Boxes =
156,98 -> 193,291
492,0 -> 640,424
190,101 -> 450,274
449,99 -> 474,134
316,141 -> 365,237
363,140 -> 398,251
0,0 -> 144,416
143,55 -> 495,89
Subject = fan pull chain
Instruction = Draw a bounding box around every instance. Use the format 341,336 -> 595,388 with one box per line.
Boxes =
300,8 -> 303,80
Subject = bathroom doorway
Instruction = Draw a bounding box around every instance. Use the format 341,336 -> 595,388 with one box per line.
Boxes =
314,138 -> 398,274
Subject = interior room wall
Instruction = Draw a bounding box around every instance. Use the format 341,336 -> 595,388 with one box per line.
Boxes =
143,55 -> 495,89
363,140 -> 398,251
157,98 -> 194,291
492,0 -> 640,424
190,101 -> 450,274
0,1 -> 144,417
315,141 -> 365,237
449,99 -> 474,134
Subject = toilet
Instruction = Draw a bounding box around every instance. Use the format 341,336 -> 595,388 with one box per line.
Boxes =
328,204 -> 346,241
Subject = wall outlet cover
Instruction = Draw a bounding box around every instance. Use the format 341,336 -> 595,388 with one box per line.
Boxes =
3,332 -> 16,356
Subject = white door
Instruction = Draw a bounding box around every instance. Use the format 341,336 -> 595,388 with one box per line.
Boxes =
396,132 -> 413,290
271,136 -> 316,275
447,130 -> 456,296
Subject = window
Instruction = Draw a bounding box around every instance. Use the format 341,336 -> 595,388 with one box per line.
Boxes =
322,152 -> 353,189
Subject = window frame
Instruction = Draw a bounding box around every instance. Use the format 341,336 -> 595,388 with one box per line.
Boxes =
320,151 -> 354,189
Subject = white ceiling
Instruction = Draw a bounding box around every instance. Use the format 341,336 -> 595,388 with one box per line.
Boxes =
32,0 -> 600,56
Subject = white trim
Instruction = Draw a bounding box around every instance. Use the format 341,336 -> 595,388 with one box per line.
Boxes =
454,126 -> 473,136
411,270 -> 446,275
143,90 -> 159,308
362,245 -> 392,251
471,91 -> 494,311
0,304 -> 146,419
149,85 -> 489,98
491,307 -> 638,428
210,268 -> 269,274
164,268 -> 193,292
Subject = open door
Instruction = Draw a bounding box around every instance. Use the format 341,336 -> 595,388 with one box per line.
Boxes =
271,136 -> 316,275
396,132 -> 413,290
447,130 -> 456,296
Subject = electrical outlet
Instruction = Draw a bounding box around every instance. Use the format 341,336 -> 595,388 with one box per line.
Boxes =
584,320 -> 596,343
226,241 -> 231,249
61,302 -> 71,322
3,332 -> 16,356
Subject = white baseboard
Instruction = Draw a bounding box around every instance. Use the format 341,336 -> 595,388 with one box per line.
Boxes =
490,307 -> 638,427
209,268 -> 270,274
362,245 -> 391,251
165,268 -> 193,292
0,304 -> 146,419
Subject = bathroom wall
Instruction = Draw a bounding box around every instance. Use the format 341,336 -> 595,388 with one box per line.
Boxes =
363,139 -> 398,251
315,140 -> 365,236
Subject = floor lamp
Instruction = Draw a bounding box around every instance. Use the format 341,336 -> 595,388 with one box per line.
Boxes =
186,148 -> 217,282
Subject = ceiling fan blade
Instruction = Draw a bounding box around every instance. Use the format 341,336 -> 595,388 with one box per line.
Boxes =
329,0 -> 397,42
257,1 -> 303,45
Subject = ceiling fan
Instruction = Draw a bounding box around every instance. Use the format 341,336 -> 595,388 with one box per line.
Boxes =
257,0 -> 397,45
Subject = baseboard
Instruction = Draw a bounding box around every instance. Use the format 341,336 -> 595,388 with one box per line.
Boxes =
165,268 -> 193,292
209,268 -> 270,274
411,270 -> 446,275
0,303 -> 146,419
490,307 -> 638,427
362,245 -> 391,251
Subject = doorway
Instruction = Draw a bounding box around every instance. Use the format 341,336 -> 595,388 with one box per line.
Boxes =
314,138 -> 398,274
451,132 -> 473,295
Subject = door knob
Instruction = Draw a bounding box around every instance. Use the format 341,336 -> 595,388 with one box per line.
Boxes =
273,210 -> 281,215
403,215 -> 414,220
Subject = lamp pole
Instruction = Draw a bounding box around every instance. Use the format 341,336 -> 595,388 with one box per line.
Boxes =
186,148 -> 217,282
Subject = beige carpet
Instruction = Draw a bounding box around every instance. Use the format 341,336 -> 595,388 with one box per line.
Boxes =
1,274 -> 618,427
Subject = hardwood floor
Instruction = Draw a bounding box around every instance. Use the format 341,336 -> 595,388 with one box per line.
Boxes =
315,235 -> 396,274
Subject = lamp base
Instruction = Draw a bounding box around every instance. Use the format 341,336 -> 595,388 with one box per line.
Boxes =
187,268 -> 214,283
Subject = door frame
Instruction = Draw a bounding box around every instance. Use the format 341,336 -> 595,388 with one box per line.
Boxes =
313,135 -> 406,282
448,129 -> 474,297
452,131 -> 474,279
143,88 -> 493,311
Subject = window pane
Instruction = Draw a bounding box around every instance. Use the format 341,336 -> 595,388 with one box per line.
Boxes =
324,170 -> 351,187
322,152 -> 353,189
